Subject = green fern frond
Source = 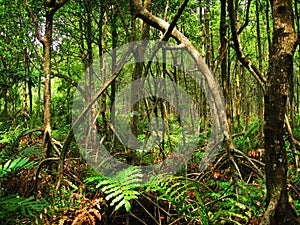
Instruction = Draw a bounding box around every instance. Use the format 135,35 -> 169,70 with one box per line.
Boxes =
0,195 -> 48,222
86,166 -> 142,212
0,157 -> 36,178
145,175 -> 209,224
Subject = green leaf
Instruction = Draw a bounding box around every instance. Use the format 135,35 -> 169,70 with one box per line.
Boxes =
124,200 -> 131,212
114,199 -> 126,211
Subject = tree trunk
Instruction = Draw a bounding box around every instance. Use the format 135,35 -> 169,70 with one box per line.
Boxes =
220,0 -> 231,131
111,4 -> 117,125
256,0 -> 264,144
98,2 -> 107,132
128,0 -> 151,162
43,9 -> 53,158
25,0 -> 69,157
261,0 -> 299,224
204,2 -> 212,69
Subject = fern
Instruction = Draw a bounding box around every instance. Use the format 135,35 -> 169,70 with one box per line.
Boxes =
86,166 -> 143,212
206,180 -> 265,224
0,129 -> 27,163
0,157 -> 36,178
0,195 -> 48,224
145,175 -> 209,225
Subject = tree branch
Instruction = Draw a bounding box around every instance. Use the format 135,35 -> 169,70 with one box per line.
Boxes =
53,0 -> 69,13
160,0 -> 189,41
24,0 -> 44,45
228,0 -> 266,90
237,0 -> 251,35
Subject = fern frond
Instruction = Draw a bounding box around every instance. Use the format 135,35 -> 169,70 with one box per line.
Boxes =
86,166 -> 143,212
0,157 -> 36,178
0,195 -> 48,222
145,175 -> 209,224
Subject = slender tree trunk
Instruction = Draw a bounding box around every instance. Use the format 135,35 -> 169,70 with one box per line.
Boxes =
266,0 -> 271,56
98,2 -> 107,133
43,9 -> 54,158
37,73 -> 41,120
241,66 -> 248,132
235,64 -> 241,131
22,49 -> 29,127
204,2 -> 212,68
128,0 -> 151,162
256,0 -> 264,143
111,4 -> 117,125
84,0 -> 97,148
220,0 -> 231,131
289,61 -> 295,129
261,0 -> 299,224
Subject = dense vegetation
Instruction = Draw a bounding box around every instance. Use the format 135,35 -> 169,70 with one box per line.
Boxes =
0,0 -> 299,224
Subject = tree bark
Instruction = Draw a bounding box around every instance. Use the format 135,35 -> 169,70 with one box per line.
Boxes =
43,8 -> 54,158
261,0 -> 299,224
220,0 -> 231,132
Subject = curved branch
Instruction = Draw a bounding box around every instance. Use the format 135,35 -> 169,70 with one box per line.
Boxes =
131,0 -> 230,138
228,0 -> 266,90
24,0 -> 44,45
237,0 -> 251,35
34,157 -> 59,194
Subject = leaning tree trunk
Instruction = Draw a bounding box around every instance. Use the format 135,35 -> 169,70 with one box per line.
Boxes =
261,0 -> 299,224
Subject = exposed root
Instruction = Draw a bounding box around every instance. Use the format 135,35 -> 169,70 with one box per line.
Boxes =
34,157 -> 59,195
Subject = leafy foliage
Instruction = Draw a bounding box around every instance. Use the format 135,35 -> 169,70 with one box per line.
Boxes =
86,166 -> 143,212
205,180 -> 265,224
145,175 -> 209,224
0,157 -> 36,178
0,195 -> 48,225
0,0 -> 299,223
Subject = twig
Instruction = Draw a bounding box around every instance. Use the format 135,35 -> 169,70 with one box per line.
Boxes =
136,199 -> 160,225
142,193 -> 173,217
129,211 -> 148,225
234,148 -> 264,178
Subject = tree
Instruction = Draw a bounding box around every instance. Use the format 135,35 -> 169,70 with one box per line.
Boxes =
261,0 -> 299,224
25,0 -> 69,157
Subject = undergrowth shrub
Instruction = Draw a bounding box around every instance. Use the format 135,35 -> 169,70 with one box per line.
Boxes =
0,157 -> 47,225
205,180 -> 265,225
86,166 -> 142,212
86,167 -> 209,224
145,174 -> 209,224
